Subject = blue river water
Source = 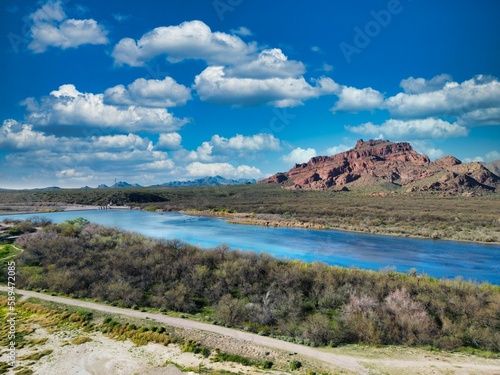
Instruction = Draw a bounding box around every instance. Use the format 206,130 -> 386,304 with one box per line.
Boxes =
1,210 -> 499,284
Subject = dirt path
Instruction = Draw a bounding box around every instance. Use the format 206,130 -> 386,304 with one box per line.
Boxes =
1,287 -> 367,374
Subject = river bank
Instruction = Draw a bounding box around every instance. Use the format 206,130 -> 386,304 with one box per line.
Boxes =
0,203 -> 131,215
179,209 -> 500,245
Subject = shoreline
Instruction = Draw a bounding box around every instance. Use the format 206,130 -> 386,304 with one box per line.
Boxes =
0,204 -> 131,215
179,209 -> 500,246
0,205 -> 498,246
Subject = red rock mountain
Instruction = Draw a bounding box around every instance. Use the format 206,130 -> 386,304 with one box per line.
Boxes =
261,139 -> 499,193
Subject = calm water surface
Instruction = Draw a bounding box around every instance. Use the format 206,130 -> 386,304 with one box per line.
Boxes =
2,210 -> 499,284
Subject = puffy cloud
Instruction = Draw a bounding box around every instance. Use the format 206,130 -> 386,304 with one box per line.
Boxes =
399,74 -> 452,94
409,140 -> 445,160
280,147 -> 317,164
28,0 -> 108,53
226,48 -> 305,79
185,162 -> 261,178
112,20 -> 337,108
457,107 -> 500,127
330,74 -> 500,133
194,66 -> 337,107
463,156 -> 484,163
184,141 -> 214,162
156,133 -> 182,150
55,167 -> 91,179
104,76 -> 191,108
385,75 -> 500,120
1,120 -> 155,154
326,144 -> 351,155
463,150 -> 500,163
112,20 -> 256,67
23,84 -> 187,133
182,133 -> 280,162
89,133 -> 152,150
332,86 -> 384,113
346,118 -> 469,139
211,133 -> 281,151
0,119 -> 57,150
138,159 -> 175,170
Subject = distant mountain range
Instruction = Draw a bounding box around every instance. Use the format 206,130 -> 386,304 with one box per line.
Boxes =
262,139 -> 500,194
0,176 -> 256,191
96,182 -> 142,189
151,175 -> 256,187
92,176 -> 255,189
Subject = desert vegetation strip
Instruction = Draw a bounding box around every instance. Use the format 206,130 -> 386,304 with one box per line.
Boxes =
1,184 -> 499,242
0,288 -> 367,374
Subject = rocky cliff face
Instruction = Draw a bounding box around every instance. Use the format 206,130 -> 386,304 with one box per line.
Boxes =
261,139 -> 499,193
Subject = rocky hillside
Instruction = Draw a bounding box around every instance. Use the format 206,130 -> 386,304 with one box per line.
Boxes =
261,139 -> 499,193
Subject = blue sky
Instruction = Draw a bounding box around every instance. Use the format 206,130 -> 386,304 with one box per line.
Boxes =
1,0 -> 499,188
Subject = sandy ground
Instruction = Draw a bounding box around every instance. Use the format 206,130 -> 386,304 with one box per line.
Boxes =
4,325 -> 289,375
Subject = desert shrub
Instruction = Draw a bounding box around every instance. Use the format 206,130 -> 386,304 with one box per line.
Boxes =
290,360 -> 302,370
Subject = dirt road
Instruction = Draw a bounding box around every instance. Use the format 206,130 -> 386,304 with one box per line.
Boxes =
1,287 -> 367,374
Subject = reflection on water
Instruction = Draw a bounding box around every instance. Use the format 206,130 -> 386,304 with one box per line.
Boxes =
1,210 -> 499,284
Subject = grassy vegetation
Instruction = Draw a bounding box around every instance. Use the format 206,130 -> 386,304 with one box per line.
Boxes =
4,219 -> 500,355
18,349 -> 53,361
0,244 -> 22,269
0,184 -> 499,242
0,244 -> 20,258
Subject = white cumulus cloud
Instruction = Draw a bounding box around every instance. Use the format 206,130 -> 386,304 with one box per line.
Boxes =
185,162 -> 261,178
346,118 -> 469,139
457,107 -> 500,127
194,66 -> 337,107
409,140 -> 445,160
156,133 -> 182,150
332,86 -> 384,113
182,133 -> 281,162
211,133 -> 281,151
23,84 -> 187,133
280,147 -> 317,165
399,74 -> 452,94
226,48 -> 305,79
112,20 -> 256,67
28,0 -> 108,53
0,119 -> 57,150
104,77 -> 191,108
325,144 -> 351,155
384,75 -> 500,120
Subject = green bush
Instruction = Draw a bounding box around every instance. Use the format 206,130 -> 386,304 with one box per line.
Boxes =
290,360 -> 302,370
262,360 -> 273,369
213,352 -> 254,366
